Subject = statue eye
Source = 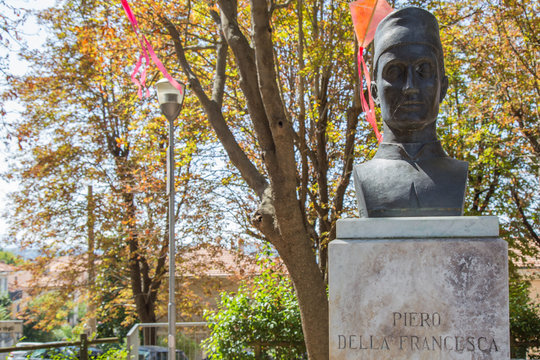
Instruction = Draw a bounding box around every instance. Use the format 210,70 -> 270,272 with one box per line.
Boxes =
416,62 -> 434,78
384,64 -> 403,80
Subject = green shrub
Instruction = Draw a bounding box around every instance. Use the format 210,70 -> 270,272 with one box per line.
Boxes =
203,255 -> 305,359
509,278 -> 540,358
95,347 -> 128,360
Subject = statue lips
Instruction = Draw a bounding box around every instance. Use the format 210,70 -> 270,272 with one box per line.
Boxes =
399,100 -> 424,112
391,97 -> 431,129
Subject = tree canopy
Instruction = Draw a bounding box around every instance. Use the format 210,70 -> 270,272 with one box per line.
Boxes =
2,0 -> 230,338
0,0 -> 537,357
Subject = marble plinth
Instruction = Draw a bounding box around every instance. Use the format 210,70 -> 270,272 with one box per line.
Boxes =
329,217 -> 509,360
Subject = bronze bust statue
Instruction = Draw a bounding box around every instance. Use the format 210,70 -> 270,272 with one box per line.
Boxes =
354,7 -> 468,217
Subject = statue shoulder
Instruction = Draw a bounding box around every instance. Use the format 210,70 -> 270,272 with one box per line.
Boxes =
437,157 -> 469,179
353,156 -> 469,217
354,158 -> 412,182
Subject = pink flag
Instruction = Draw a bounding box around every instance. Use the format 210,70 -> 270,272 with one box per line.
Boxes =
121,0 -> 184,98
349,0 -> 393,142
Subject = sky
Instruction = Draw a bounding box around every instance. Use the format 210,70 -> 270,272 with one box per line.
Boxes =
0,0 -> 56,243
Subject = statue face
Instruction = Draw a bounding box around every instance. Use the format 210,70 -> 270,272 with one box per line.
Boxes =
373,44 -> 447,132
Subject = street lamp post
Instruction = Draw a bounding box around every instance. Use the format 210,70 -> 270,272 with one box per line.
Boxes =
156,78 -> 186,360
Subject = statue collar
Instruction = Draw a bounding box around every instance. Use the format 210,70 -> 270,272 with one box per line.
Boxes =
373,141 -> 448,162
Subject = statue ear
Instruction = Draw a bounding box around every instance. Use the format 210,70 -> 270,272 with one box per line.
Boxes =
371,83 -> 379,106
440,75 -> 449,102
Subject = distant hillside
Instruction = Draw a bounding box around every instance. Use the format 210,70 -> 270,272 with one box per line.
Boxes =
0,247 -> 39,262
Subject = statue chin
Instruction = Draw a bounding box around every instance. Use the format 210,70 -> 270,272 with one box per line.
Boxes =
384,112 -> 438,132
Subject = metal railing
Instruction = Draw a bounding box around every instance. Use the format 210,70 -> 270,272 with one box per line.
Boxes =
0,334 -> 119,360
127,322 -> 208,360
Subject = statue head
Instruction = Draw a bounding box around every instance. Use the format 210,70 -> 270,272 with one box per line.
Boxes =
371,7 -> 449,140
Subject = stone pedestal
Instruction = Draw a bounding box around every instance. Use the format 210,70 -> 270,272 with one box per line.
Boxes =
329,216 -> 509,360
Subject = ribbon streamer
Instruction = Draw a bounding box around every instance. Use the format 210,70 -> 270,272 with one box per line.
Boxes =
357,47 -> 382,143
121,0 -> 184,98
349,0 -> 392,143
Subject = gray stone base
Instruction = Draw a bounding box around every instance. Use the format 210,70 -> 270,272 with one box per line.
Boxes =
329,217 -> 509,360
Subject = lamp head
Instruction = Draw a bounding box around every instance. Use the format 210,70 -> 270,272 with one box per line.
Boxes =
156,78 -> 186,121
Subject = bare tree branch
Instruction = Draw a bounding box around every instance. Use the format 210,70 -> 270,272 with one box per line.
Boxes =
211,35 -> 227,107
333,105 -> 361,218
161,16 -> 268,197
217,0 -> 278,168
479,170 -> 500,213
511,186 -> 540,247
296,0 -> 309,213
250,0 -> 307,242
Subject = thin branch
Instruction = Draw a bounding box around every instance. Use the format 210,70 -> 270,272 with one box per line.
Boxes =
511,186 -> 540,247
478,170 -> 500,213
184,45 -> 216,51
332,104 -> 361,219
211,35 -> 228,107
270,0 -> 293,14
297,0 -> 309,213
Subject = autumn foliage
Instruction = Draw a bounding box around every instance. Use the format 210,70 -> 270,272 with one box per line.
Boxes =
0,0 -> 537,357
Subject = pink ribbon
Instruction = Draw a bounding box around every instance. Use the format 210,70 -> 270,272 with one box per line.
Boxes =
357,47 -> 382,143
121,0 -> 184,98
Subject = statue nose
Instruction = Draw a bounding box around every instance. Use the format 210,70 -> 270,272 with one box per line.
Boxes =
403,66 -> 419,94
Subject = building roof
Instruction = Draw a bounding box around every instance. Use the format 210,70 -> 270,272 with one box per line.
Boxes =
515,253 -> 540,268
8,255 -> 87,294
512,243 -> 540,269
0,262 -> 14,273
176,245 -> 258,278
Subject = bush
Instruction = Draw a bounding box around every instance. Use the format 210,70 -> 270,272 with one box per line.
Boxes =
509,278 -> 540,358
28,346 -> 127,360
96,347 -> 128,360
203,255 -> 305,359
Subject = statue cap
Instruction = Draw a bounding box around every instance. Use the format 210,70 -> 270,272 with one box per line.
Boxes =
373,7 -> 444,71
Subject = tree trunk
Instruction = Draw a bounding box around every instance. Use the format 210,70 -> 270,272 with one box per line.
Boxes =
119,165 -> 166,346
257,189 -> 330,360
140,306 -> 158,345
163,3 -> 331,357
281,241 -> 329,360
